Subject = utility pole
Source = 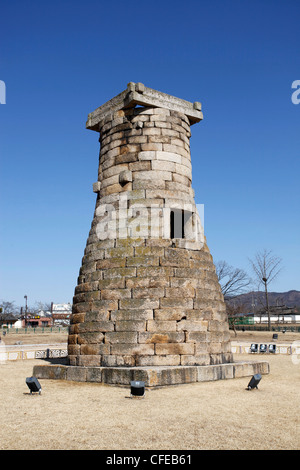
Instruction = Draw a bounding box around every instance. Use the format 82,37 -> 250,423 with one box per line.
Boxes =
24,295 -> 28,327
262,278 -> 271,331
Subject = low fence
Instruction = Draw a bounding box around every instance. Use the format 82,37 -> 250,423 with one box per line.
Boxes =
231,343 -> 300,355
232,324 -> 300,332
0,343 -> 67,363
1,327 -> 68,335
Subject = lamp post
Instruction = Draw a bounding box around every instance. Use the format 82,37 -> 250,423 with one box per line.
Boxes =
262,277 -> 271,331
24,295 -> 28,328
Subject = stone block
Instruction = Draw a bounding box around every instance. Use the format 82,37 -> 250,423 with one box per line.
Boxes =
138,332 -> 184,343
181,354 -> 210,366
77,355 -> 101,366
68,334 -> 77,344
101,367 -> 133,385
103,267 -> 137,279
128,161 -> 151,171
164,287 -> 195,298
105,331 -> 138,343
120,298 -> 159,310
85,311 -> 110,322
138,150 -> 157,160
33,365 -> 67,381
80,343 -> 110,355
136,355 -> 180,366
132,287 -> 164,298
115,152 -> 139,164
77,331 -> 106,344
86,367 -> 102,382
97,278 -> 125,289
141,143 -> 163,151
177,321 -> 208,332
110,309 -> 153,321
126,256 -> 160,267
119,169 -> 132,185
160,298 -> 193,309
104,247 -> 134,259
110,343 -> 155,355
71,313 -> 86,324
101,289 -> 131,300
137,266 -> 174,278
68,344 -> 80,355
155,343 -> 195,355
151,159 -> 176,172
147,320 -> 177,332
66,366 -> 87,382
132,170 -> 172,181
156,366 -> 198,386
77,322 -> 107,333
132,179 -> 166,190
93,181 -> 101,192
154,308 -> 187,321
115,320 -> 146,332
125,277 -> 169,289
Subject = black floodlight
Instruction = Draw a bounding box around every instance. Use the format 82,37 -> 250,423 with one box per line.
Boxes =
26,376 -> 42,395
246,374 -> 262,390
259,344 -> 267,353
269,344 -> 276,354
272,333 -> 278,340
250,343 -> 258,353
130,381 -> 145,398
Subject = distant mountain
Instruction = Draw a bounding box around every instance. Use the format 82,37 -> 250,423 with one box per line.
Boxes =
227,290 -> 300,312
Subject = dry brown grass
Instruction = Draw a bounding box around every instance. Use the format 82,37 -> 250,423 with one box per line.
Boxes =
0,346 -> 299,450
230,329 -> 300,345
2,330 -> 68,345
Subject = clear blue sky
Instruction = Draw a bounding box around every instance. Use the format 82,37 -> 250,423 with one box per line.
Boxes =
0,0 -> 299,308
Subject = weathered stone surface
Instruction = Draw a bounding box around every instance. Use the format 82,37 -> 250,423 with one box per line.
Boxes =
155,343 -> 195,355
110,343 -> 155,356
33,361 -> 270,387
105,331 -> 138,344
68,84 -> 234,373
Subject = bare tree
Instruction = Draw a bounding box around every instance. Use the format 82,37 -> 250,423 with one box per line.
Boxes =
226,299 -> 248,337
34,301 -> 52,313
0,300 -> 19,315
216,260 -> 252,299
249,249 -> 282,331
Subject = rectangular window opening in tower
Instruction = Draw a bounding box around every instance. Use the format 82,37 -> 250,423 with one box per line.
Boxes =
170,209 -> 193,239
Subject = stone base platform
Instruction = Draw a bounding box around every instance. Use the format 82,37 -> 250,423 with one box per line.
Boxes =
33,360 -> 269,388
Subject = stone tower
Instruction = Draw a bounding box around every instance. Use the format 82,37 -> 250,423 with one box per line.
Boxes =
68,82 -> 233,369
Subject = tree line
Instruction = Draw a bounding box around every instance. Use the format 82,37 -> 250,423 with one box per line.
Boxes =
216,249 -> 282,331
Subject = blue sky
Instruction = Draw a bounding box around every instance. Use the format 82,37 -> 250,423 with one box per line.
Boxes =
0,0 -> 299,308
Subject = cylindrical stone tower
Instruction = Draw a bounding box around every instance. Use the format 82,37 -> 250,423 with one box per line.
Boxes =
68,82 -> 233,368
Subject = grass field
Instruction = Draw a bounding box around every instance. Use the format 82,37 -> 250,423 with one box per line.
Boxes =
0,330 -> 299,450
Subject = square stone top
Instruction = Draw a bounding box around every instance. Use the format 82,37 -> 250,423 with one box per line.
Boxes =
86,82 -> 203,131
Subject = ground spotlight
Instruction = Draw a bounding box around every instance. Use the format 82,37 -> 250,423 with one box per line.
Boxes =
250,343 -> 258,353
26,376 -> 42,395
246,374 -> 262,390
130,381 -> 145,398
259,344 -> 267,353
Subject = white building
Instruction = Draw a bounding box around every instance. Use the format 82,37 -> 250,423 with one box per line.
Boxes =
51,303 -> 72,325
